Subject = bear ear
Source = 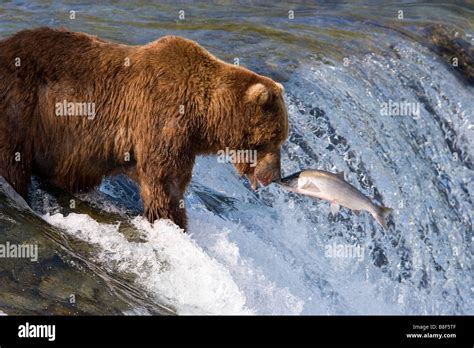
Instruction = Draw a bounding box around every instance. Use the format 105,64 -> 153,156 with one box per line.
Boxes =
246,83 -> 270,105
276,82 -> 284,93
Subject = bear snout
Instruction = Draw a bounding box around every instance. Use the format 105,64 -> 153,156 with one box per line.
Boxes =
253,151 -> 281,188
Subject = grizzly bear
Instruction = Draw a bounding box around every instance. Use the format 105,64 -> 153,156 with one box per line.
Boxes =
0,28 -> 288,229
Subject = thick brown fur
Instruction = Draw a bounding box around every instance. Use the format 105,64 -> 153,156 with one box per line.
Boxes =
0,28 -> 288,229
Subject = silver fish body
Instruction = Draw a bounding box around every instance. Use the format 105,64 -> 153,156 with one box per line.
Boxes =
279,170 -> 392,228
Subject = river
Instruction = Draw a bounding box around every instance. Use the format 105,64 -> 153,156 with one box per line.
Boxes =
0,0 -> 472,315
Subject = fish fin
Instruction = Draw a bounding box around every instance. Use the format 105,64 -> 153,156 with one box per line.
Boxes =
330,203 -> 340,215
373,206 -> 393,229
353,210 -> 360,216
336,171 -> 345,180
300,181 -> 320,192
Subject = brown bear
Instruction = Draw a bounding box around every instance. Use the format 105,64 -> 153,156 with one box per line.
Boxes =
0,27 -> 288,229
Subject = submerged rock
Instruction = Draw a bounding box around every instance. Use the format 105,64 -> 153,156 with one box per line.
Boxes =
0,177 -> 174,315
426,24 -> 474,86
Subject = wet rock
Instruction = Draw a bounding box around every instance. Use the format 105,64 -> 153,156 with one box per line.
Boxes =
0,177 -> 174,315
426,24 -> 474,86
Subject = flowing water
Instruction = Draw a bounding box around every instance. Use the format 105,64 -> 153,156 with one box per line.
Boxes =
0,0 -> 472,314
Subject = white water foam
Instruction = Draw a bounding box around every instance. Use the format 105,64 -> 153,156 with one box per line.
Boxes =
43,213 -> 250,315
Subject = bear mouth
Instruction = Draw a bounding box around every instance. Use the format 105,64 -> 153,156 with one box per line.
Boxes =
240,156 -> 281,191
246,172 -> 280,191
246,172 -> 259,191
255,172 -> 276,188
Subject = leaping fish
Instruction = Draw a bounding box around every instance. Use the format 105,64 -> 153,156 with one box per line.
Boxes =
278,170 -> 392,228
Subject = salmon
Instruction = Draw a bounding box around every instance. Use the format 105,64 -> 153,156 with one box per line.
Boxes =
279,170 -> 392,228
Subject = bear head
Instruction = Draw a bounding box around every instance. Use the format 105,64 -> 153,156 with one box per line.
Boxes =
212,69 -> 288,190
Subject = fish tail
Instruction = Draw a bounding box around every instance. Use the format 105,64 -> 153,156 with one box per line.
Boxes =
373,206 -> 393,229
